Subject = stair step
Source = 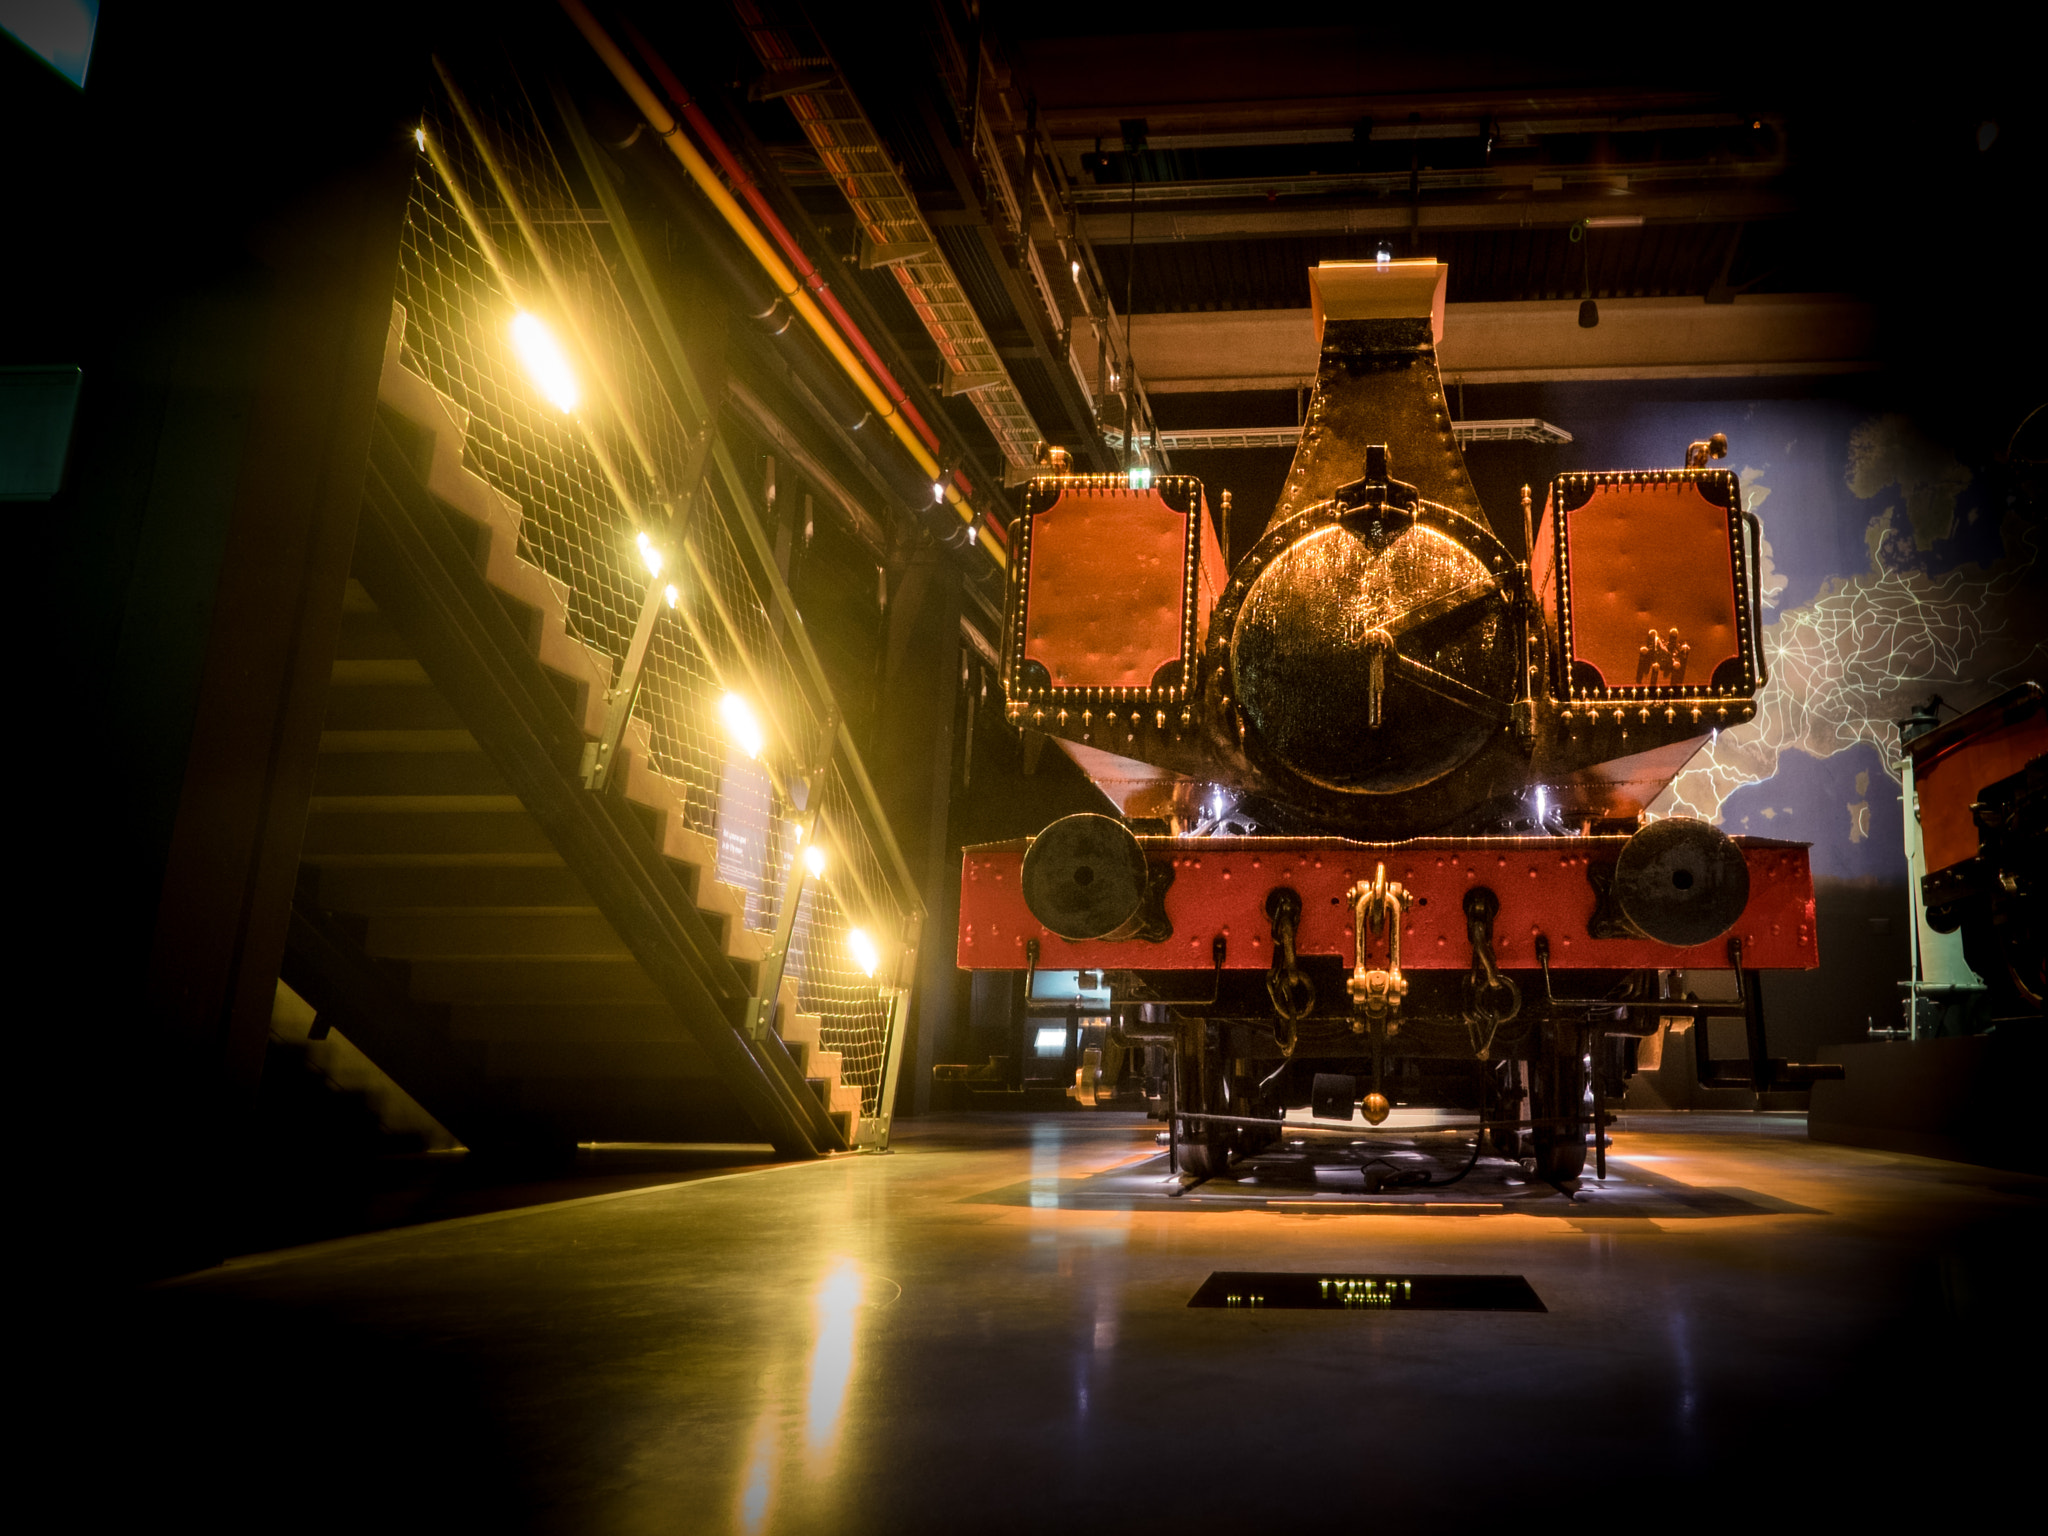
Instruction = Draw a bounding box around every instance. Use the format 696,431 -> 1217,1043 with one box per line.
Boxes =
322,682 -> 467,732
365,910 -> 628,960
333,607 -> 413,661
778,1011 -> 823,1048
829,1109 -> 855,1143
829,1082 -> 863,1117
481,1039 -> 718,1081
450,1002 -> 696,1044
804,1076 -> 831,1108
406,956 -> 664,1005
331,659 -> 431,685
301,807 -> 560,861
312,751 -> 509,798
317,864 -> 593,913
781,1038 -> 810,1074
810,1049 -> 844,1081
320,729 -> 480,753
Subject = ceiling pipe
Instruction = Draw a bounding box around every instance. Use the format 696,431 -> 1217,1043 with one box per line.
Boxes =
613,16 -> 950,472
555,0 -> 1006,569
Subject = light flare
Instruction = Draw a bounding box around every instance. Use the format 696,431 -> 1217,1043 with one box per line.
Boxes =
509,311 -> 579,413
847,926 -> 881,978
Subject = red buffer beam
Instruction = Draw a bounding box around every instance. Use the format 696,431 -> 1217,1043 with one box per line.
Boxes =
958,836 -> 1816,972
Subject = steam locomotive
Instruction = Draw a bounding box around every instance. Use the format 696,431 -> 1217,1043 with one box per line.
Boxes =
958,260 -> 1834,1187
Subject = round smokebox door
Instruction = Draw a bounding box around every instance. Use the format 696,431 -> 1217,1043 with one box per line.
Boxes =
1021,814 -> 1149,941
1230,520 -> 1515,794
1614,818 -> 1751,947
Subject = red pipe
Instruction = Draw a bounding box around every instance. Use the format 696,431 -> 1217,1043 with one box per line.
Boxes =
618,18 -> 947,465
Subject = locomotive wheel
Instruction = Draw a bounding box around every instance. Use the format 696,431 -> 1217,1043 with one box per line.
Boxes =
1528,1023 -> 1588,1187
1172,1025 -> 1229,1177
1173,1024 -> 1273,1177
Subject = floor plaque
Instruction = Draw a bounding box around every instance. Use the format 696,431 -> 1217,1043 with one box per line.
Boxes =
1188,1271 -> 1546,1311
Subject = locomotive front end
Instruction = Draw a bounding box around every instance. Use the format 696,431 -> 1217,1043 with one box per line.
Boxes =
961,258 -> 1833,1189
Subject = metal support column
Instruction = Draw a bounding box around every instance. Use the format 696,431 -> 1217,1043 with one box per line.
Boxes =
861,910 -> 922,1149
743,711 -> 840,1042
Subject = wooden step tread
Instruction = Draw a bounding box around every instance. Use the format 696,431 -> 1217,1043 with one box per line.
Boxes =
365,910 -> 630,961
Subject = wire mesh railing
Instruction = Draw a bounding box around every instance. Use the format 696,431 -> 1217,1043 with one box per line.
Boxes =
392,56 -> 916,1120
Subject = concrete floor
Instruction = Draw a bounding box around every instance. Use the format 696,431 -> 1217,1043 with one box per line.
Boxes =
59,1113 -> 2047,1532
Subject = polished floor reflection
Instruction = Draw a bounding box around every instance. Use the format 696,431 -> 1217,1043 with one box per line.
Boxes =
76,1113 -> 2047,1531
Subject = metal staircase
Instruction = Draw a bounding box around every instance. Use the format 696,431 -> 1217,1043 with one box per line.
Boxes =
280,310 -> 874,1158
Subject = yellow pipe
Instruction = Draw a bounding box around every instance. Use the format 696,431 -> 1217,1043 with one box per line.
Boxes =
557,0 -> 1005,570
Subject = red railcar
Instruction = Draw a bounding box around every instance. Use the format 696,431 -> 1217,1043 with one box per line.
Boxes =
958,261 -> 1834,1186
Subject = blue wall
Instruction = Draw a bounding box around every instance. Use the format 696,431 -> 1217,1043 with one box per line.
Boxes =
1507,384 -> 2045,884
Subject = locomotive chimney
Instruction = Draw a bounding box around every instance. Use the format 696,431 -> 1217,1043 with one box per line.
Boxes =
1272,260 -> 1488,537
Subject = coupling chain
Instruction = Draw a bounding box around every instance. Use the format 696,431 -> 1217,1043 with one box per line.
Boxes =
1460,886 -> 1522,1059
1345,863 -> 1410,1030
1264,888 -> 1316,1024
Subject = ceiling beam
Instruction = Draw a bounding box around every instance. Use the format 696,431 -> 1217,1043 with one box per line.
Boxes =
1072,187 -> 1794,245
1130,294 -> 1878,391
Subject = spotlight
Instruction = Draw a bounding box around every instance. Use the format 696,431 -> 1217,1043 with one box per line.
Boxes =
510,311 -> 578,413
635,530 -> 664,577
664,583 -> 678,609
804,844 -> 826,878
719,692 -> 765,760
847,926 -> 881,979
414,126 -> 425,150
1375,239 -> 1393,269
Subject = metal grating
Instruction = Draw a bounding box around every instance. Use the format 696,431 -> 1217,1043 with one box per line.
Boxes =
733,0 -> 1049,473
395,59 -> 910,1116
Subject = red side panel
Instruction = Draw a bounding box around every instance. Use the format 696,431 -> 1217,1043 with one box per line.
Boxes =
959,836 -> 1816,972
1023,486 -> 1187,689
1565,480 -> 1740,689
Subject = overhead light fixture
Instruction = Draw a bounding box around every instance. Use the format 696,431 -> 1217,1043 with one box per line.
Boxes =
414,126 -> 426,150
664,582 -> 679,609
511,311 -> 578,413
635,530 -> 664,577
847,926 -> 881,978
1583,215 -> 1644,229
803,844 -> 826,878
719,692 -> 765,760
1070,260 -> 1081,280
1375,239 -> 1393,268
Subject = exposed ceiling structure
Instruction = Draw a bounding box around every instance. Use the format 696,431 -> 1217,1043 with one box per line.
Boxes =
667,6 -> 1894,486
611,1 -> 2032,574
